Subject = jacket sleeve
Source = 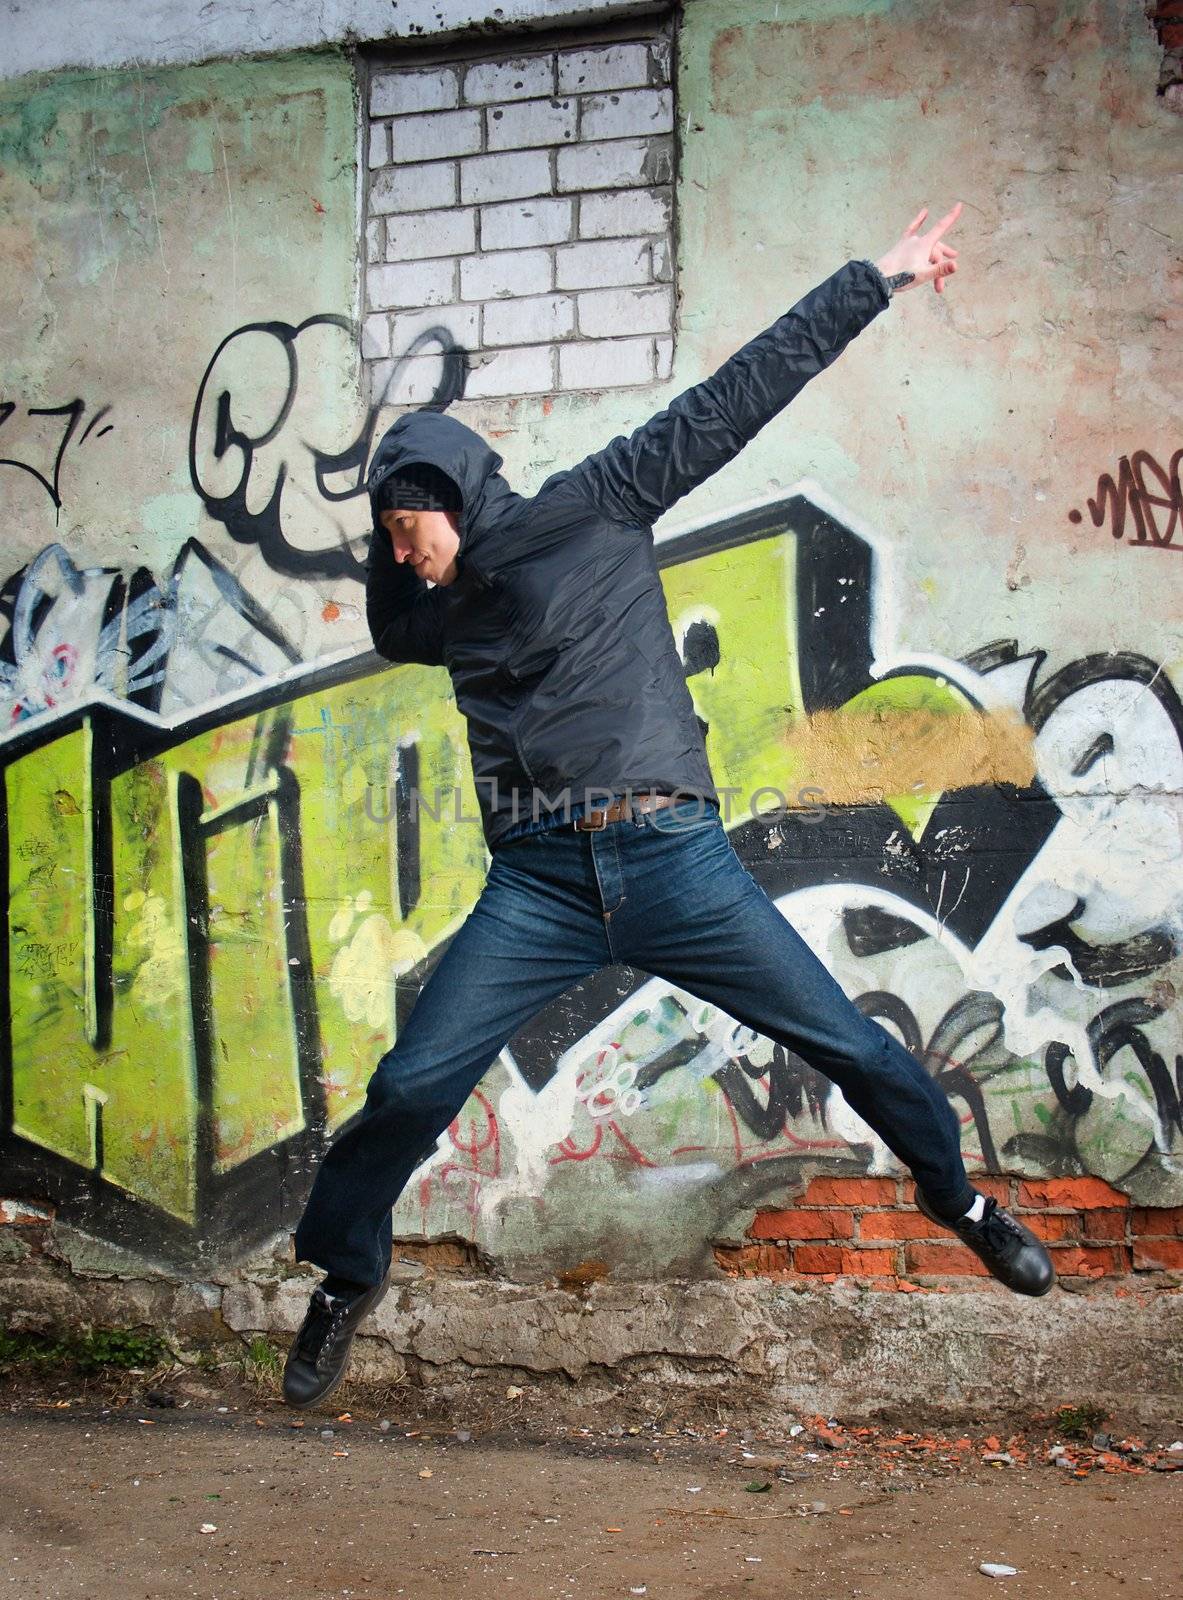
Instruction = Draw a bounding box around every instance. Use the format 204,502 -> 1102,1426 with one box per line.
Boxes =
365,526 -> 448,666
565,258 -> 891,527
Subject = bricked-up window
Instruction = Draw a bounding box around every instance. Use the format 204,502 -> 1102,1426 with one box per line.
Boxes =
363,26 -> 675,405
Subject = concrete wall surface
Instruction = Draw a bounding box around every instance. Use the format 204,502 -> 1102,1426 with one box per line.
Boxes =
1,0 -> 666,81
1,0 -> 1181,1411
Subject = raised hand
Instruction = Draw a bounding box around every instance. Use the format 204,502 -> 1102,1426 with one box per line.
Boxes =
876,202 -> 962,295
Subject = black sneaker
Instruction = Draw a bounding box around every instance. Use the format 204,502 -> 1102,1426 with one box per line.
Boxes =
282,1277 -> 390,1409
915,1190 -> 1055,1297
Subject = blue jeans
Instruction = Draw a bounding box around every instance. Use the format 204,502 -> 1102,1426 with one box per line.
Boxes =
293,798 -> 973,1286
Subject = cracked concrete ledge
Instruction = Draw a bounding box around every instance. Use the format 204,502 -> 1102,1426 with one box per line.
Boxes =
3,1232 -> 1181,1422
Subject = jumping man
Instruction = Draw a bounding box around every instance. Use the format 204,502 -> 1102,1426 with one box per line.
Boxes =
283,203 -> 1055,1410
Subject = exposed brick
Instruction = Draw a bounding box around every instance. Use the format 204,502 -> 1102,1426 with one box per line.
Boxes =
460,247 -> 552,301
1132,1206 -> 1183,1235
1082,1209 -> 1130,1241
802,1176 -> 899,1207
1018,1177 -> 1130,1210
391,109 -> 482,165
654,335 -> 672,381
388,303 -> 479,353
368,123 -> 389,169
713,1242 -> 792,1277
901,1177 -> 1011,1207
460,150 -> 552,206
487,97 -> 577,151
793,1244 -> 845,1274
463,344 -> 554,399
557,337 -> 654,390
651,236 -> 672,282
1133,1237 -> 1183,1271
481,197 -> 573,251
840,1248 -> 897,1277
580,88 -> 674,142
973,1177 -> 1013,1204
859,1211 -> 939,1241
482,293 -> 575,347
1052,1245 -> 1127,1277
748,1208 -> 854,1242
368,258 -> 456,312
361,313 -> 390,359
371,161 -> 457,216
557,43 -> 654,95
1023,1213 -> 1078,1243
464,55 -> 556,105
371,66 -> 459,117
385,206 -> 476,263
905,1243 -> 990,1277
579,187 -> 671,239
555,237 -> 650,290
366,218 -> 382,264
577,284 -> 672,338
557,136 -> 673,194
1162,21 -> 1183,49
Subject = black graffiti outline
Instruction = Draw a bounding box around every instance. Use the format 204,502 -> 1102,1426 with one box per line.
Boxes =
0,399 -> 113,514
188,316 -> 471,580
1043,998 -> 1183,1180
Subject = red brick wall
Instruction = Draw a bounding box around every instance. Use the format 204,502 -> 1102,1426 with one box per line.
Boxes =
714,1176 -> 1183,1288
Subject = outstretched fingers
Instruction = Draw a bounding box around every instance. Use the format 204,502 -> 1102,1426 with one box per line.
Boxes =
924,200 -> 963,245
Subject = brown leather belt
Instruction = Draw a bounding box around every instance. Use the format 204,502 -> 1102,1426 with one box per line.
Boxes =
573,792 -> 678,831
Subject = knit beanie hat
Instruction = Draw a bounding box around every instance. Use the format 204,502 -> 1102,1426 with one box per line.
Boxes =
372,460 -> 462,514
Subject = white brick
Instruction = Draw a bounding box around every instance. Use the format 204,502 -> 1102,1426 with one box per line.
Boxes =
579,187 -> 671,239
368,122 -> 389,169
385,206 -> 476,262
555,237 -> 649,291
480,197 -> 573,250
482,293 -> 575,347
580,88 -> 673,142
372,352 -> 467,409
463,344 -> 554,399
655,336 -> 673,382
371,67 -> 459,117
577,285 -> 673,338
460,247 -> 551,301
366,218 -> 383,263
557,43 -> 653,94
362,313 -> 390,359
487,96 -> 576,151
368,258 -> 456,311
388,304 -> 480,354
391,109 -> 482,164
371,161 -> 457,215
557,137 -> 672,193
559,337 -> 655,390
464,56 -> 554,104
651,236 -> 672,282
460,149 -> 551,205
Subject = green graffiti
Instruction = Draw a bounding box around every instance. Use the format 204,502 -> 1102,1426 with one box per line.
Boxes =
0,512 -> 1022,1232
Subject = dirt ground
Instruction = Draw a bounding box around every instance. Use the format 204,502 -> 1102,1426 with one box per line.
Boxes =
2,1367 -> 1181,1600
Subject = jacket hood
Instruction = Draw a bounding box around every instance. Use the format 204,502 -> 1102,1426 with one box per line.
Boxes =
366,411 -> 516,564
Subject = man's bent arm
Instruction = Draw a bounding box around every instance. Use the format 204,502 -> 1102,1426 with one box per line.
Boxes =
565,258 -> 891,528
365,525 -> 448,666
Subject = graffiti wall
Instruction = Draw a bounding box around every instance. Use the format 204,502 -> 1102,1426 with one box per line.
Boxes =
1,1 -> 1180,1282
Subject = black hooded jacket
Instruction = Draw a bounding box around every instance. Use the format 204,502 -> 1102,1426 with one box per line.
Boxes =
364,258 -> 891,851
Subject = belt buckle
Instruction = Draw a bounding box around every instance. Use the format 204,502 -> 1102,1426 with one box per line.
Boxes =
577,806 -> 611,831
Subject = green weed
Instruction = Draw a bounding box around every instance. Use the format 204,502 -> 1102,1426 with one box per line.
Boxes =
0,1323 -> 169,1375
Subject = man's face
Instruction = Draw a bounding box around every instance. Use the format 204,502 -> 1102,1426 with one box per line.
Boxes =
379,507 -> 461,586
